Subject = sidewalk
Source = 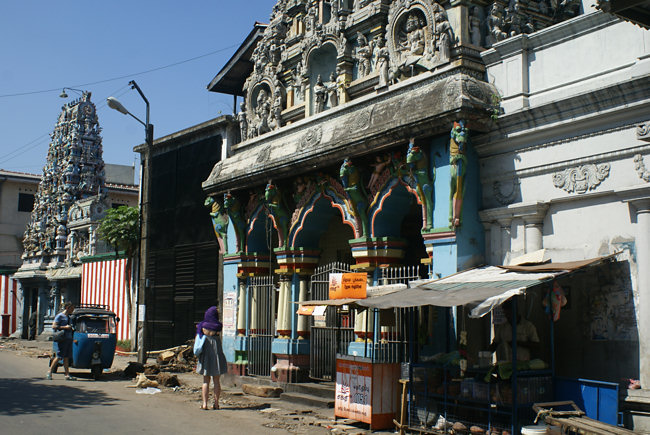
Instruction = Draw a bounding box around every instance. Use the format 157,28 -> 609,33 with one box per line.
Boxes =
0,336 -> 395,435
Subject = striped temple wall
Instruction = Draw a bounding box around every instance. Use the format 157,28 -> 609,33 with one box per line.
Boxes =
81,259 -> 132,342
0,275 -> 19,336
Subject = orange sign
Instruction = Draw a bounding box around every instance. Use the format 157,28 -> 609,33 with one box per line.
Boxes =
296,305 -> 315,316
329,273 -> 367,299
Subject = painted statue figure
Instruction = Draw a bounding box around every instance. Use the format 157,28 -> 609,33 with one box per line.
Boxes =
223,193 -> 247,253
264,182 -> 290,249
367,154 -> 391,190
205,196 -> 229,253
406,138 -> 434,231
340,158 -> 369,237
449,120 -> 469,227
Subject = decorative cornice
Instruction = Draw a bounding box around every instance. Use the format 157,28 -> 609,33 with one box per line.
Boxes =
482,143 -> 650,184
552,163 -> 610,194
479,201 -> 549,223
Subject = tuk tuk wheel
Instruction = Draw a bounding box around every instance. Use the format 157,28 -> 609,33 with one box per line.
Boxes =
91,365 -> 102,380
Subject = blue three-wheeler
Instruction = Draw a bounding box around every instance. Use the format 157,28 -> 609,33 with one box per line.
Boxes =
51,304 -> 120,380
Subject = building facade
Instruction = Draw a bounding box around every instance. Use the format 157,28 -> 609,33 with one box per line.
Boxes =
134,116 -> 237,350
199,1 -> 650,429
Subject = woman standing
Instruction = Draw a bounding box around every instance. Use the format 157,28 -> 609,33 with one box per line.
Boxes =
196,306 -> 228,410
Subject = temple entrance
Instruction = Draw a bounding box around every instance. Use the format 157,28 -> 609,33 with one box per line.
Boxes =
247,275 -> 277,377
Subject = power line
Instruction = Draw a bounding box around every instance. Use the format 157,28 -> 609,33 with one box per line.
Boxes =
0,43 -> 240,99
0,85 -> 134,167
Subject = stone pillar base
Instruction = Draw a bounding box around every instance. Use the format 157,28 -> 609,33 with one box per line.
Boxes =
228,362 -> 247,376
271,354 -> 309,383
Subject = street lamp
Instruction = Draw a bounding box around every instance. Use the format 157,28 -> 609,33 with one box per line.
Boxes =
107,80 -> 153,364
59,87 -> 84,98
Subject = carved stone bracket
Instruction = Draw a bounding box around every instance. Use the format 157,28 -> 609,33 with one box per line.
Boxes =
638,123 -> 650,142
634,154 -> 650,182
493,177 -> 520,205
552,163 -> 611,194
298,126 -> 323,151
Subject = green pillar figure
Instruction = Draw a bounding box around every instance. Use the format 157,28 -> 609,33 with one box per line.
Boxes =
204,196 -> 229,253
340,158 -> 369,237
223,193 -> 247,253
449,120 -> 468,228
406,138 -> 434,231
264,182 -> 289,249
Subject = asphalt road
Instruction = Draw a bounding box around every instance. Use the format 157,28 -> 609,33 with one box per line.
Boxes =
0,348 -> 329,435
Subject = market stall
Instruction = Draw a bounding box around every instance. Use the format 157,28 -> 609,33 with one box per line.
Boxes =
354,255 -> 617,434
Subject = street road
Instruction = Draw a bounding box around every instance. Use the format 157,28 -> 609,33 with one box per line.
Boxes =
0,348 -> 328,435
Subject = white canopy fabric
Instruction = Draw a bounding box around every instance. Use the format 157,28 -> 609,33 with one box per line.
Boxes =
298,255 -> 615,317
355,266 -> 562,317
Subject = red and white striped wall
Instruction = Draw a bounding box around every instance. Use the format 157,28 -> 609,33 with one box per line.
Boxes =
0,275 -> 19,336
81,259 -> 132,342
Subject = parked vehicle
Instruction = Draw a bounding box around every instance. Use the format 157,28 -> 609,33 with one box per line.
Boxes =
51,304 -> 119,380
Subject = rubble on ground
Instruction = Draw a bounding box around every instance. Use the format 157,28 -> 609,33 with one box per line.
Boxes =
154,341 -> 196,373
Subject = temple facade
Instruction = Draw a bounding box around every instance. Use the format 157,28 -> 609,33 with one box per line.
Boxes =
203,0 -> 649,428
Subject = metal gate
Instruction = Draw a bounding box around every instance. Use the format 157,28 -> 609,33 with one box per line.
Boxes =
309,262 -> 354,381
247,275 -> 276,377
375,264 -> 429,363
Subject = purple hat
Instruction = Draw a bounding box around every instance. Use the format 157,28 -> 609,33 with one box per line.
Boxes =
197,306 -> 222,337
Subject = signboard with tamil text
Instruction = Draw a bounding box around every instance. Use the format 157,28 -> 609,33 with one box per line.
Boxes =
329,273 -> 367,299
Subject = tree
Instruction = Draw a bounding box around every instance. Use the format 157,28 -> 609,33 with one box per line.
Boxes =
96,206 -> 140,342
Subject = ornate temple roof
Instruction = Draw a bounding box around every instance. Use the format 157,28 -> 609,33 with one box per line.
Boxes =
18,92 -> 107,271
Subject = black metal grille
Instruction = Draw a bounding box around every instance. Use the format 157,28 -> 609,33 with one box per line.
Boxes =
309,262 -> 353,381
366,265 -> 429,364
247,275 -> 276,377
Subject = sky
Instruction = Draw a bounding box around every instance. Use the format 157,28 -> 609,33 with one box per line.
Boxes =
0,0 -> 276,179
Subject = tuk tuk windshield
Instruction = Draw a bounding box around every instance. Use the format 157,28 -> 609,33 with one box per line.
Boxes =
76,316 -> 116,334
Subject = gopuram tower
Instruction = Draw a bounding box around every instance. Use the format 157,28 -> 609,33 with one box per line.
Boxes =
16,91 -> 107,332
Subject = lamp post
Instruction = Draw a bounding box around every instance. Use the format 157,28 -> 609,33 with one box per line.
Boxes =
59,87 -> 85,98
107,80 -> 153,364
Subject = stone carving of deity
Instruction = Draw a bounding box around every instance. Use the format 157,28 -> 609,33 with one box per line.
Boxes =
313,75 -> 327,114
435,12 -> 453,63
338,31 -> 348,57
237,101 -> 248,141
469,7 -> 482,47
375,38 -> 390,87
404,12 -> 425,56
506,1 -> 535,37
356,32 -> 372,77
335,66 -> 349,104
272,88 -> 283,129
487,3 -> 507,45
327,71 -> 339,108
255,89 -> 271,136
292,65 -> 305,101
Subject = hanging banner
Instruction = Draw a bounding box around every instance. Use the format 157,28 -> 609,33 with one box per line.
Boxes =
329,273 -> 367,299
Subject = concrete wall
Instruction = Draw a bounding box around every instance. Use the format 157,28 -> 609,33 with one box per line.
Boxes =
478,8 -> 650,392
0,175 -> 39,269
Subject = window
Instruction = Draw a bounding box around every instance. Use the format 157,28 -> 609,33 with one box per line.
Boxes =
17,193 -> 35,212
